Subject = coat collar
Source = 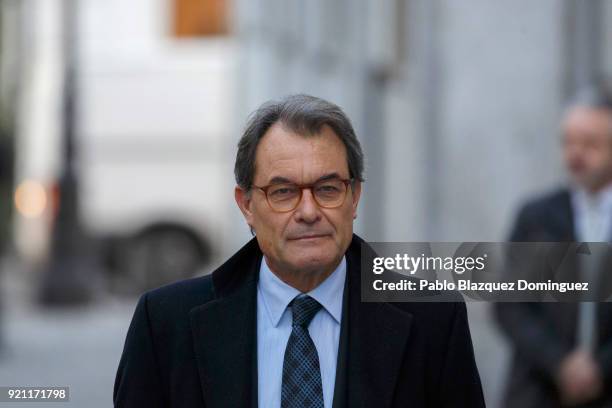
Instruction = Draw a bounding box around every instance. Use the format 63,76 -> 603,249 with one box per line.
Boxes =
557,189 -> 576,240
189,238 -> 260,407
343,236 -> 413,408
190,235 -> 413,408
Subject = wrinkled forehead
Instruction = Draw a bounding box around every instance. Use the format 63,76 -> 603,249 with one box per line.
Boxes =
563,106 -> 612,137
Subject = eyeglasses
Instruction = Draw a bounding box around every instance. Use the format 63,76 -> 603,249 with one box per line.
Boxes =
253,178 -> 354,213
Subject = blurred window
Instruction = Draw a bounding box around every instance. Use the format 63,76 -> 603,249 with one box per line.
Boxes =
172,0 -> 229,37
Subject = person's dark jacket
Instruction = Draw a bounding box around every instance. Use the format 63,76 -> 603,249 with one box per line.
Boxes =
114,234 -> 485,407
496,189 -> 612,408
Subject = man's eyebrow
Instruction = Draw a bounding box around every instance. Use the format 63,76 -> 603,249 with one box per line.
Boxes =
268,176 -> 294,185
267,173 -> 343,185
316,173 -> 342,182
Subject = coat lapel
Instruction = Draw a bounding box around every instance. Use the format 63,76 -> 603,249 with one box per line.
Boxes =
190,239 -> 261,408
344,237 -> 414,408
555,190 -> 575,241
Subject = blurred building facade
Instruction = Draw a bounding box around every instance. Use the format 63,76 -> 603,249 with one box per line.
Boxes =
5,0 -> 612,289
231,0 -> 612,245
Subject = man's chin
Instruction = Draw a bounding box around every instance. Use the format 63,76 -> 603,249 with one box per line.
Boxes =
575,174 -> 608,192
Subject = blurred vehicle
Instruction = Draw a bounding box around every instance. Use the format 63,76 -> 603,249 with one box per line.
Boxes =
9,0 -> 235,294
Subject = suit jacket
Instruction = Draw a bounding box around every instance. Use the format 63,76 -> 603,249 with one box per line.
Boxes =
114,234 -> 485,407
496,189 -> 612,408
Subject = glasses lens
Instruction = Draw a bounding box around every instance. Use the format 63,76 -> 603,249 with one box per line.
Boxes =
314,179 -> 347,208
267,183 -> 300,211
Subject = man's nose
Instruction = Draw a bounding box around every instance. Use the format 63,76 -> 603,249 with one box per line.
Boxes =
293,188 -> 321,223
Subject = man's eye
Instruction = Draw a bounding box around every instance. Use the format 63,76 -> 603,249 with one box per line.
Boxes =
316,184 -> 341,193
270,186 -> 297,197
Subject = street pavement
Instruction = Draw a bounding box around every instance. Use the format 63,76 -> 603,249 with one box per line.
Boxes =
0,254 -> 136,408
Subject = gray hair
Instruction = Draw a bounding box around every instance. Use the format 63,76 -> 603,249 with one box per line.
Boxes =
566,80 -> 612,136
569,79 -> 612,111
234,94 -> 364,190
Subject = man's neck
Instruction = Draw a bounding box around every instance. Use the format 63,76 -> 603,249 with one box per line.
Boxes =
584,179 -> 612,197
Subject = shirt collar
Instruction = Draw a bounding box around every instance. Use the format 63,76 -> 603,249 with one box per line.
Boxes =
258,256 -> 346,327
572,182 -> 612,210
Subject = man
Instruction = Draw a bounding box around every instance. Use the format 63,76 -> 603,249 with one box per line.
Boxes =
497,84 -> 612,407
114,94 -> 485,407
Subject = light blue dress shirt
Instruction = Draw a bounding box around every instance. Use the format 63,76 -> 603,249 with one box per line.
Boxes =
257,256 -> 346,408
571,184 -> 612,351
571,184 -> 612,242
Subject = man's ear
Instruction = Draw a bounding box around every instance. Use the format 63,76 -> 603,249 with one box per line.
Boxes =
235,186 -> 255,227
350,181 -> 362,220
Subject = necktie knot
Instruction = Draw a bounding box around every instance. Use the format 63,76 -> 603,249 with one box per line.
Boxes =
291,295 -> 321,328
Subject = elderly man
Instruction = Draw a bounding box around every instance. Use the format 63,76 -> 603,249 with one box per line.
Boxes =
497,84 -> 612,408
114,94 -> 484,407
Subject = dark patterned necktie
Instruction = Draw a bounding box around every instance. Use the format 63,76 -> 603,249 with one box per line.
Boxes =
281,294 -> 324,408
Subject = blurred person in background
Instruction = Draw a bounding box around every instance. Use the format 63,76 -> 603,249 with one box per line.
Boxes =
497,82 -> 612,407
114,94 -> 485,407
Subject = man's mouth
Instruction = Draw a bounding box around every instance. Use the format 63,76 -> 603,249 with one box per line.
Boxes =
288,234 -> 329,241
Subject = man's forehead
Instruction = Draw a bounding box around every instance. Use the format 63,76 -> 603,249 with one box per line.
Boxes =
254,123 -> 349,181
564,106 -> 612,130
260,122 -> 342,147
